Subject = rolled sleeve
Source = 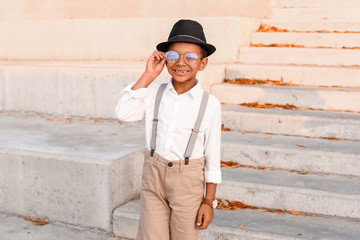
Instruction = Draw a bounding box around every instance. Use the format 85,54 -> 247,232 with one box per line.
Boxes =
121,82 -> 148,99
115,82 -> 149,122
205,169 -> 222,184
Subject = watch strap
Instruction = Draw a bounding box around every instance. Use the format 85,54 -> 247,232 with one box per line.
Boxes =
202,198 -> 214,208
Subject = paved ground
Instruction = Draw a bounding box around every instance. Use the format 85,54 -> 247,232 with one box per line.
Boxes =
0,212 -> 131,240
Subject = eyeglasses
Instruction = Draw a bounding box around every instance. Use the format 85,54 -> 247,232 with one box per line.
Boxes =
165,51 -> 200,65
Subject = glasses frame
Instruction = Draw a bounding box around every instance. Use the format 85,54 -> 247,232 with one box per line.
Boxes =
165,51 -> 202,65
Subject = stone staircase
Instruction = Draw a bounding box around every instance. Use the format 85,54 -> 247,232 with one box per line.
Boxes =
113,1 -> 360,239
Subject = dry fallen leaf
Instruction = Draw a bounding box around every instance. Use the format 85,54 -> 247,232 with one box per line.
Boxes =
287,210 -> 302,216
47,118 -> 56,122
251,43 -> 305,48
112,133 -> 122,136
77,118 -> 89,121
256,23 -> 360,34
95,120 -> 103,124
19,216 -> 48,226
297,144 -> 307,148
239,224 -> 245,228
217,198 -> 315,217
64,118 -> 73,124
241,102 -> 299,110
221,124 -> 231,131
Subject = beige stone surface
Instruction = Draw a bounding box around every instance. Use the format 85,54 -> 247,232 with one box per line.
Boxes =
0,17 -> 260,62
0,0 -> 272,20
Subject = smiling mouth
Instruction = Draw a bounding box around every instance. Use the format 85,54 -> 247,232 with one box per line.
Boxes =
174,70 -> 189,75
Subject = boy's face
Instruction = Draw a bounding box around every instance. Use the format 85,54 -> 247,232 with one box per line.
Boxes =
166,42 -> 208,85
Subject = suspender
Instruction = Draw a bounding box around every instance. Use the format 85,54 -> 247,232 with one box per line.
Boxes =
150,83 -> 210,165
150,83 -> 167,157
183,91 -> 209,164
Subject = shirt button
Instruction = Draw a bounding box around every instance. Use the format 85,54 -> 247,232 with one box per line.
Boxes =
168,162 -> 173,167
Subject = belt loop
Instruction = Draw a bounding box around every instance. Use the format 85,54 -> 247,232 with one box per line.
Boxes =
179,158 -> 183,173
185,157 -> 189,165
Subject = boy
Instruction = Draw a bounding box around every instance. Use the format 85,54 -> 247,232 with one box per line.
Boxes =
115,19 -> 221,240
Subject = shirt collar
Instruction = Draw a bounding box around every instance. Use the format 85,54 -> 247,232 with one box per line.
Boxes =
165,78 -> 203,99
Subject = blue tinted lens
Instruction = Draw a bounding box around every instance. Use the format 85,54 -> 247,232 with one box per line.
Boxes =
166,51 -> 179,61
185,53 -> 199,61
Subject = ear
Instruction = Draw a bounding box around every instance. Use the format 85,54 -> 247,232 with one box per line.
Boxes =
198,57 -> 208,71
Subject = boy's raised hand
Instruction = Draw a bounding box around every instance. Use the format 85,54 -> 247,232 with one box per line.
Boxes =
132,51 -> 166,90
145,51 -> 166,78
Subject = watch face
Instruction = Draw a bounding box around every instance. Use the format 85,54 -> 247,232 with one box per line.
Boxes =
212,199 -> 218,208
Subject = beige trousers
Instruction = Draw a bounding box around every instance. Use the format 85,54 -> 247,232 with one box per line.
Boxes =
137,150 -> 205,240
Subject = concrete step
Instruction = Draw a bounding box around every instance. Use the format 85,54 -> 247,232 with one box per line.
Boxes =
222,131 -> 360,176
221,104 -> 360,140
0,17 -> 259,62
0,0 -> 273,20
225,63 -> 360,88
212,83 -> 360,112
0,61 -> 225,118
218,167 -> 360,218
261,19 -> 360,32
0,113 -> 145,231
239,47 -> 360,66
272,8 -> 360,20
276,0 -> 360,8
0,212 -> 119,240
251,32 -> 360,49
113,199 -> 360,239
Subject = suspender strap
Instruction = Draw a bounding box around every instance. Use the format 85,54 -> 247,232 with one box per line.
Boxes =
150,83 -> 167,156
183,91 -> 209,164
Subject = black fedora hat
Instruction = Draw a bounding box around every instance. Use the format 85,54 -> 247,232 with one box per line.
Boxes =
156,19 -> 216,57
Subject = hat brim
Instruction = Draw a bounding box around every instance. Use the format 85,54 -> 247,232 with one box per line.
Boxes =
156,36 -> 216,57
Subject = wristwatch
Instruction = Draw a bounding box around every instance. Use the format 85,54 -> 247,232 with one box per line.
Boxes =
202,198 -> 218,208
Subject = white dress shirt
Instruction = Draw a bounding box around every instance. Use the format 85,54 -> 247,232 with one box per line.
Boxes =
115,79 -> 221,183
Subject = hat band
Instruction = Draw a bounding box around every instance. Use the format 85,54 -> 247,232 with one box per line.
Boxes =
168,35 -> 206,44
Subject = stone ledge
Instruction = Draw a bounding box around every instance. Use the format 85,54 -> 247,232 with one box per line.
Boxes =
0,61 -> 225,118
0,113 -> 146,231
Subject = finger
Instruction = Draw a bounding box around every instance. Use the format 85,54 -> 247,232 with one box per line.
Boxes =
155,52 -> 165,61
196,209 -> 204,228
160,55 -> 166,64
201,214 -> 212,229
159,51 -> 166,58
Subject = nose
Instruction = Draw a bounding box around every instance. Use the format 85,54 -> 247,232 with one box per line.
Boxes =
176,53 -> 186,65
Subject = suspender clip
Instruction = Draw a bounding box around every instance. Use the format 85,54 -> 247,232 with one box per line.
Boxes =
192,128 -> 199,133
153,118 -> 158,122
150,149 -> 154,157
185,157 -> 189,165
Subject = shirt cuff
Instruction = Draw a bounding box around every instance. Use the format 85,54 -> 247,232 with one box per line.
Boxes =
205,170 -> 222,184
121,82 -> 148,99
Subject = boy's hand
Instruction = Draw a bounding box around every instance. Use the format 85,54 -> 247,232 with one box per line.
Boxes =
132,51 -> 166,90
196,203 -> 214,230
145,51 -> 166,78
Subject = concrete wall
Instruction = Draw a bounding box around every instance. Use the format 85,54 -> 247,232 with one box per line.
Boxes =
0,17 -> 260,62
0,61 -> 225,118
0,0 -> 273,20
